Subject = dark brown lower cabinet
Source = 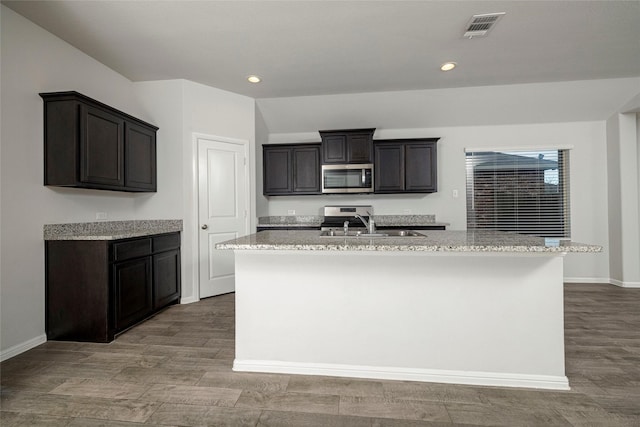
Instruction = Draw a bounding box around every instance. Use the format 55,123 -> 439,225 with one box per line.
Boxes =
113,256 -> 153,332
153,249 -> 181,309
46,232 -> 181,343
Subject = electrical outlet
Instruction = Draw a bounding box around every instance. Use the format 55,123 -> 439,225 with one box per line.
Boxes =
452,189 -> 459,198
287,209 -> 296,215
96,212 -> 107,220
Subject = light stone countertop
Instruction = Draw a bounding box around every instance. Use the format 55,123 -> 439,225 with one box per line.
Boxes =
216,230 -> 602,253
44,220 -> 182,240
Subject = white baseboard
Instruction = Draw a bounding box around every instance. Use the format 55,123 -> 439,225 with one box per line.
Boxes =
233,359 -> 570,391
609,279 -> 640,288
180,296 -> 199,304
563,277 -> 609,284
0,334 -> 47,362
564,277 -> 640,288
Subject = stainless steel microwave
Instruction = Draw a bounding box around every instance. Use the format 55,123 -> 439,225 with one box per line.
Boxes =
321,164 -> 374,194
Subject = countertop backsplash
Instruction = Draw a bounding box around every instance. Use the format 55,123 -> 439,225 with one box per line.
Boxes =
257,214 -> 446,227
257,216 -> 323,226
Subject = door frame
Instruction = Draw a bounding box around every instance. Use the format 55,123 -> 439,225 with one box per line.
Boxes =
191,132 -> 251,301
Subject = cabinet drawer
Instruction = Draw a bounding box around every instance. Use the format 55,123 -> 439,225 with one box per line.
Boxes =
153,233 -> 180,252
113,238 -> 152,261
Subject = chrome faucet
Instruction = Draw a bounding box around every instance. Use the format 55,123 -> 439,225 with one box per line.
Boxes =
343,220 -> 349,235
355,213 -> 376,234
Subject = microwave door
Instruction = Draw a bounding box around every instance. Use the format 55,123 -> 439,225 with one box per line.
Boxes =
324,169 -> 363,189
322,164 -> 373,193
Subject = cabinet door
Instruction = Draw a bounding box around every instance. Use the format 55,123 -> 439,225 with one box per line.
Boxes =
347,133 -> 373,163
292,146 -> 321,194
46,240 -> 111,342
153,249 -> 181,309
322,135 -> 348,163
263,147 -> 292,194
113,257 -> 153,332
374,144 -> 405,193
125,122 -> 157,191
405,142 -> 437,192
80,104 -> 125,187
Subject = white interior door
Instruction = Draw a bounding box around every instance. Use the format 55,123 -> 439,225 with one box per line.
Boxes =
198,136 -> 249,298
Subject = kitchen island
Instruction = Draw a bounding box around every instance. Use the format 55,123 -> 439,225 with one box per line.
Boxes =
217,230 -> 601,390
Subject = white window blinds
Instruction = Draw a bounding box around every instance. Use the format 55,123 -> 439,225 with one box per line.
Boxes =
465,149 -> 571,238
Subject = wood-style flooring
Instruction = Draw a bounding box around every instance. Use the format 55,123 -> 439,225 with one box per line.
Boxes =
1,283 -> 639,426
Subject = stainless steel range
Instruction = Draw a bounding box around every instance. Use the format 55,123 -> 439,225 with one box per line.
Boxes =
320,205 -> 372,231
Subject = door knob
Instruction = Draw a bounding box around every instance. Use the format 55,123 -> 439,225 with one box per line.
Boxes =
201,224 -> 208,230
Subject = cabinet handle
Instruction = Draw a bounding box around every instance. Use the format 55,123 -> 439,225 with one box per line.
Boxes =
201,224 -> 208,230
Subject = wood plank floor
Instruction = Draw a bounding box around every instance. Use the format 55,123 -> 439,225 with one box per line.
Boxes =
1,283 -> 639,426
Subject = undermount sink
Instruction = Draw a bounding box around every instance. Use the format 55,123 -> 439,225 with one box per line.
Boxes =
320,230 -> 425,238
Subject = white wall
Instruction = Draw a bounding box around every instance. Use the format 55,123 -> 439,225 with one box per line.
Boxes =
606,114 -> 623,283
606,111 -> 640,287
257,78 -> 640,134
132,80 -> 256,304
180,80 -> 256,302
562,121 -> 611,282
255,105 -> 270,218
0,5 -> 149,356
0,6 -> 257,357
133,80 -> 185,220
621,93 -> 640,113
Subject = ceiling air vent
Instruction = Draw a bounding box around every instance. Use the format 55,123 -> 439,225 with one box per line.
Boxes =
463,12 -> 505,38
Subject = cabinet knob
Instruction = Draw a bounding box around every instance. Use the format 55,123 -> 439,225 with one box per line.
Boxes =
201,224 -> 208,230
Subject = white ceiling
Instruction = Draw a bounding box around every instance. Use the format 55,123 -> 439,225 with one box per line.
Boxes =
3,0 -> 640,99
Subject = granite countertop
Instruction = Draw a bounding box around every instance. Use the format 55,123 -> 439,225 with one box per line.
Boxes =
216,230 -> 602,253
44,220 -> 183,240
257,215 -> 449,228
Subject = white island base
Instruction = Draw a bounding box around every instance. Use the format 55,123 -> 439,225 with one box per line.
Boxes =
233,250 -> 569,390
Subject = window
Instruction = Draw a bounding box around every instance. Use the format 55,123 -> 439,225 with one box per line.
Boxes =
465,149 -> 570,238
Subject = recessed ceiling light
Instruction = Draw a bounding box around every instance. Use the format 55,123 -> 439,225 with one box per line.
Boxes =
247,75 -> 261,83
440,62 -> 457,72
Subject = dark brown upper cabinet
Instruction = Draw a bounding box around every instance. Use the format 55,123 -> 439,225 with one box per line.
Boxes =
292,145 -> 322,193
41,91 -> 158,192
320,128 -> 375,164
374,138 -> 438,193
263,144 -> 321,195
125,122 -> 157,191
